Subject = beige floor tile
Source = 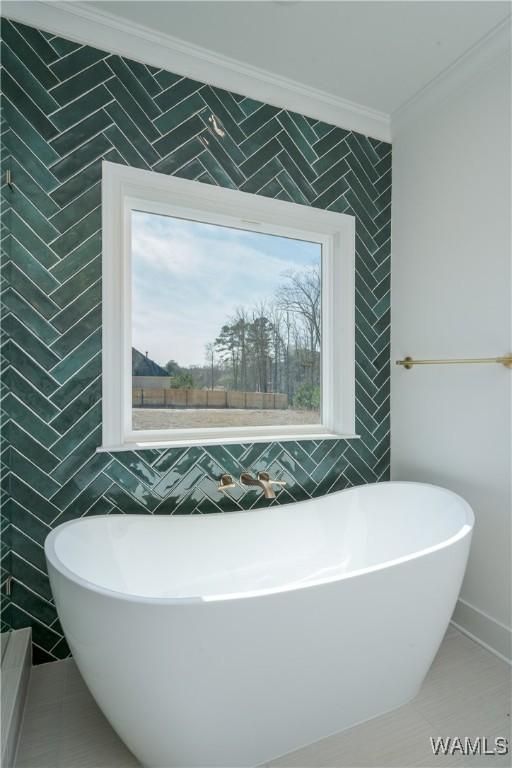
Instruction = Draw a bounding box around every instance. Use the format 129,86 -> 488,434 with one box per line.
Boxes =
24,660 -> 69,711
413,680 -> 511,737
425,632 -> 507,681
269,705 -> 436,767
15,700 -> 62,768
57,691 -> 139,768
412,637 -> 510,731
16,666 -> 139,768
63,660 -> 90,699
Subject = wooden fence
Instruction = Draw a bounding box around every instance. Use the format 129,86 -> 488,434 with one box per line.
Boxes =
132,388 -> 288,409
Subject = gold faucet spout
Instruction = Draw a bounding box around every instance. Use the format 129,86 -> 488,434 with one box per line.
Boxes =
258,478 -> 276,499
239,471 -> 286,499
240,472 -> 275,498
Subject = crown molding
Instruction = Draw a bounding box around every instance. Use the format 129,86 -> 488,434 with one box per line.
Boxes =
392,15 -> 511,136
1,0 -> 391,142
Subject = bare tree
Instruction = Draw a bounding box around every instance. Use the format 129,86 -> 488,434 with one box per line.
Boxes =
277,267 -> 321,347
277,267 -> 321,390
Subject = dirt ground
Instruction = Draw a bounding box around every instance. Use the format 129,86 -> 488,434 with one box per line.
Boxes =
132,407 -> 320,430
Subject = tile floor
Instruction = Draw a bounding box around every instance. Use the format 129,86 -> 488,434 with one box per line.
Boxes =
14,627 -> 511,768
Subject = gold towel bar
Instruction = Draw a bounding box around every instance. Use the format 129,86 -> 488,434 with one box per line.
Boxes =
396,355 -> 512,370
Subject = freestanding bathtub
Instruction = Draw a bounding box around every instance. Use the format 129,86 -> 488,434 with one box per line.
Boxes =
45,481 -> 473,767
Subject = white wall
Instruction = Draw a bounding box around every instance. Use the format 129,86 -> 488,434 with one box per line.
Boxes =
391,49 -> 511,660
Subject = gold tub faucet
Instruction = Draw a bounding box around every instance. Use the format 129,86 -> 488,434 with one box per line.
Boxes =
239,471 -> 286,499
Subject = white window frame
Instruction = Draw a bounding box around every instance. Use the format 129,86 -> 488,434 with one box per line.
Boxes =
101,161 -> 356,451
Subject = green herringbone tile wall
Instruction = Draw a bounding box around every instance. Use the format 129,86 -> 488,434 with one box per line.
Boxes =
0,18 -> 391,663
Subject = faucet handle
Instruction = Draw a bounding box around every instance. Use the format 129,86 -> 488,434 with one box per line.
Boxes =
217,473 -> 237,493
257,471 -> 286,488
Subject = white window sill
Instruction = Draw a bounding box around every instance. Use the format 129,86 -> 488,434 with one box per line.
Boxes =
97,432 -> 360,453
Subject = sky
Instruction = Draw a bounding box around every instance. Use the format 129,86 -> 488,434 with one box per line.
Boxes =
132,210 -> 321,368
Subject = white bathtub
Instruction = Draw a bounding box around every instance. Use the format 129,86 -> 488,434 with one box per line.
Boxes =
45,481 -> 473,767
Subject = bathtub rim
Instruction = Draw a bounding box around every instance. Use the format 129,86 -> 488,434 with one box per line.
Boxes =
45,480 -> 474,605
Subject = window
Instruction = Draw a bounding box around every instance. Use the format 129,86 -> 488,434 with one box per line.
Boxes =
132,211 -> 322,431
102,162 -> 355,449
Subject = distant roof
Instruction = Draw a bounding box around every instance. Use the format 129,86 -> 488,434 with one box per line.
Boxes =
132,348 -> 168,376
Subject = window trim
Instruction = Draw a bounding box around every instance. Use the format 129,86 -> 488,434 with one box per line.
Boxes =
101,161 -> 357,451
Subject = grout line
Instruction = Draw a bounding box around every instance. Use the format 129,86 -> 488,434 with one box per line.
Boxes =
48,205 -> 101,248
48,300 -> 101,347
46,75 -> 115,119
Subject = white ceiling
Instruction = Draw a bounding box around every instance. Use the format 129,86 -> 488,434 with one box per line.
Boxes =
81,1 -> 510,114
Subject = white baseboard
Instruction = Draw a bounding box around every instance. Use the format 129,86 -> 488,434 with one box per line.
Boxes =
451,598 -> 511,665
1,628 -> 32,768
